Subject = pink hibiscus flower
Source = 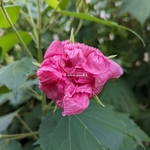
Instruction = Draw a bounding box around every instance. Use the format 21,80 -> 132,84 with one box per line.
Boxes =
37,40 -> 123,116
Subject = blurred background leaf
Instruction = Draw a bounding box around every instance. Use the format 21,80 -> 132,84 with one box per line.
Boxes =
0,5 -> 20,28
0,139 -> 23,150
0,57 -> 37,99
0,111 -> 18,133
0,31 -> 32,57
120,0 -> 150,25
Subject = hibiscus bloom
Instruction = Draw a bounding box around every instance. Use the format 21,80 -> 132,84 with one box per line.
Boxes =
37,40 -> 123,116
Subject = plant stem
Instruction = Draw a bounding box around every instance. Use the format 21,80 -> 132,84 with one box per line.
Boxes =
74,20 -> 83,37
37,0 -> 43,62
24,83 -> 42,100
43,101 -> 54,111
25,0 -> 34,24
42,92 -> 47,117
20,10 -> 37,29
22,88 -> 42,101
42,0 -> 63,34
16,114 -> 38,140
0,132 -> 38,139
0,2 -> 33,57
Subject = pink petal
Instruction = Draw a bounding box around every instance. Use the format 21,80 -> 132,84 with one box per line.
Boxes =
62,93 -> 90,116
37,66 -> 63,84
65,47 -> 86,68
44,40 -> 65,59
109,60 -> 123,78
84,52 -> 110,75
95,60 -> 123,85
40,81 -> 66,100
61,84 -> 90,116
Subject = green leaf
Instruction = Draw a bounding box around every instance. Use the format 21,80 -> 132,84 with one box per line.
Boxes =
120,0 -> 150,25
99,79 -> 140,119
33,147 -> 42,150
0,5 -> 20,28
0,79 -> 39,106
0,31 -> 32,56
0,85 -> 10,95
0,57 -> 37,99
0,92 -> 11,106
45,0 -> 61,10
0,139 -> 23,150
59,0 -> 69,9
36,101 -> 149,150
57,10 -> 145,46
0,111 -> 18,133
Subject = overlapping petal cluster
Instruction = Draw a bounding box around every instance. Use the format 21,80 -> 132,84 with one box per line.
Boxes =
37,40 -> 123,116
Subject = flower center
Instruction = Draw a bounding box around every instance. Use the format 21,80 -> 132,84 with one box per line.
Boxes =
65,61 -> 73,68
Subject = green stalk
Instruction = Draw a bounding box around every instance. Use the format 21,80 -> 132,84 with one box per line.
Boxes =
74,20 -> 83,37
24,83 -> 42,100
42,93 -> 47,117
22,88 -> 42,101
37,0 -> 43,62
16,114 -> 38,140
0,132 -> 38,139
42,0 -> 64,33
43,101 -> 54,111
25,0 -> 35,24
20,10 -> 37,29
0,1 -> 33,57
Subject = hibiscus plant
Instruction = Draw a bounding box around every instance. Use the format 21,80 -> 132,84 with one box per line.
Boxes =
0,0 -> 150,150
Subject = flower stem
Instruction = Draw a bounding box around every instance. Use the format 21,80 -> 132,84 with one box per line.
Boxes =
0,1 -> 33,57
16,114 -> 38,140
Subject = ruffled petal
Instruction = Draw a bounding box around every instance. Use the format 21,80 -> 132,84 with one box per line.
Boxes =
94,59 -> 123,85
61,84 -> 90,116
84,52 -> 110,75
62,93 -> 90,116
37,67 -> 63,84
40,81 -> 65,100
65,47 -> 86,68
44,40 -> 65,59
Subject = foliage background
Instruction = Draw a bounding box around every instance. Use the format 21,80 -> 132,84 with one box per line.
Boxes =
0,0 -> 150,150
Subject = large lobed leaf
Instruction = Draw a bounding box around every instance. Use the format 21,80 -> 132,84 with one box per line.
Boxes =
0,139 -> 23,150
99,79 -> 140,119
0,57 -> 37,99
0,5 -> 20,28
120,0 -> 150,25
36,101 -> 150,150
